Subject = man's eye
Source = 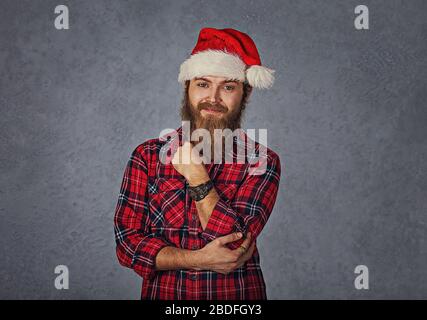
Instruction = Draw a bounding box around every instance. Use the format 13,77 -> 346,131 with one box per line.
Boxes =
197,82 -> 208,88
224,85 -> 235,91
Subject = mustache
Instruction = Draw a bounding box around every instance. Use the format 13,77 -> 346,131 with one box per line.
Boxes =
197,102 -> 228,113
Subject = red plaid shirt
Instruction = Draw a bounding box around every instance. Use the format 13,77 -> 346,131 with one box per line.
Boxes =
114,126 -> 281,300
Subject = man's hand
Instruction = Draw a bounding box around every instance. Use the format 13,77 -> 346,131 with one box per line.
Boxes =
171,141 -> 210,186
196,232 -> 255,275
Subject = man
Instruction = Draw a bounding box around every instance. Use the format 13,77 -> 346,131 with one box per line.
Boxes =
114,27 -> 281,300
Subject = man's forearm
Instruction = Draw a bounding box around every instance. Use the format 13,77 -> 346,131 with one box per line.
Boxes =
194,187 -> 220,230
186,168 -> 220,230
155,246 -> 203,271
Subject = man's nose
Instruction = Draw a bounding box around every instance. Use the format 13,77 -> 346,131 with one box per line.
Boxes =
207,86 -> 221,104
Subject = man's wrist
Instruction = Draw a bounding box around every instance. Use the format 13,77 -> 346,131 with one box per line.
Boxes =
186,167 -> 210,186
189,249 -> 205,271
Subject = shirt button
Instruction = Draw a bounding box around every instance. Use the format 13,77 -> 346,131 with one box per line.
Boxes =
190,274 -> 197,280
192,215 -> 197,221
191,244 -> 197,250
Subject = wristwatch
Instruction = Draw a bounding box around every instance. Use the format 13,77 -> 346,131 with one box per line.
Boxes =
188,180 -> 214,201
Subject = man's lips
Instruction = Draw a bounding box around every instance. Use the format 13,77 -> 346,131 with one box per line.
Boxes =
201,107 -> 226,115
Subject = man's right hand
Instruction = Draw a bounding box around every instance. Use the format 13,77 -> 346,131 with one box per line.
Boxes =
196,232 -> 255,275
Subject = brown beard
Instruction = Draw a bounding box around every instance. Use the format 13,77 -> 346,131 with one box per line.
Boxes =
180,81 -> 251,162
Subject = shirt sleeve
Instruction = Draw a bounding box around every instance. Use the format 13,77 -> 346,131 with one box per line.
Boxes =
199,150 -> 281,250
114,145 -> 170,281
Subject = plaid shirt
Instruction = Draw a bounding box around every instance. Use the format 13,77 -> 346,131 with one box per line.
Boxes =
114,126 -> 281,300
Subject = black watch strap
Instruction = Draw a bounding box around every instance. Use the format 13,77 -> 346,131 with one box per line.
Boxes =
188,180 -> 214,201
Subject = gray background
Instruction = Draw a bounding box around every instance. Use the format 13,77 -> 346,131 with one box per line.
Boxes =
1,0 -> 426,299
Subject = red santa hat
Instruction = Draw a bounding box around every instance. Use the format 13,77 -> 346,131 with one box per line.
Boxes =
178,27 -> 275,89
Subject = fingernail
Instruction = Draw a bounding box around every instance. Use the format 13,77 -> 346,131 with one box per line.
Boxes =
237,232 -> 242,238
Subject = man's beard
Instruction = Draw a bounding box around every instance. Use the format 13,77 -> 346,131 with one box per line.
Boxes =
180,87 -> 247,162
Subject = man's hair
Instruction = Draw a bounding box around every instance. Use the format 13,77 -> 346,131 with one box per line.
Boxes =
241,81 -> 252,111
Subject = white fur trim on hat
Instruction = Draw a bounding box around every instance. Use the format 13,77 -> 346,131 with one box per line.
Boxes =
178,49 -> 275,89
246,65 -> 275,89
178,49 -> 246,83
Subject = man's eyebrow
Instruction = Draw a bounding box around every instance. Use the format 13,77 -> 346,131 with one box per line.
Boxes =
194,77 -> 240,84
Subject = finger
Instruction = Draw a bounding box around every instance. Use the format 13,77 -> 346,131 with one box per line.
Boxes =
247,241 -> 256,254
239,242 -> 256,262
240,232 -> 252,248
242,241 -> 255,257
183,141 -> 192,148
171,147 -> 182,163
217,232 -> 243,245
232,233 -> 252,257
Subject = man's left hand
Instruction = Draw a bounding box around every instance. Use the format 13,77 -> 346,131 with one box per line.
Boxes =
172,141 -> 210,186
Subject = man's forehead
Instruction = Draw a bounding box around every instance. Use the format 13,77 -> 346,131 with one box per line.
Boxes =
193,76 -> 241,84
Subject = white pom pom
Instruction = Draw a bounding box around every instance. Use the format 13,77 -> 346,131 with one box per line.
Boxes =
246,65 -> 275,89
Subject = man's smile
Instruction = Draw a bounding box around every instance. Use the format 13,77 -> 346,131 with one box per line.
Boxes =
198,102 -> 228,117
201,108 -> 226,116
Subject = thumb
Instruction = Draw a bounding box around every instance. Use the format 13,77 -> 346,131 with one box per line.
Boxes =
217,232 -> 243,245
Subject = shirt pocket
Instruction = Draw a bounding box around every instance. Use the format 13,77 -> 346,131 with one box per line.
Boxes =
148,177 -> 186,229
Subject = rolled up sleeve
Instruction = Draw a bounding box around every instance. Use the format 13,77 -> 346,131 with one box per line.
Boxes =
114,145 -> 170,281
200,150 -> 281,250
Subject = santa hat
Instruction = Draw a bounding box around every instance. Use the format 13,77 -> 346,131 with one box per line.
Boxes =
178,28 -> 275,89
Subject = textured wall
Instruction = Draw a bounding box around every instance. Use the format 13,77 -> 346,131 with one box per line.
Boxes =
0,0 -> 426,299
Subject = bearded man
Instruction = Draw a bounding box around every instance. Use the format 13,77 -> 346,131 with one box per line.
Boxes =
114,27 -> 281,300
